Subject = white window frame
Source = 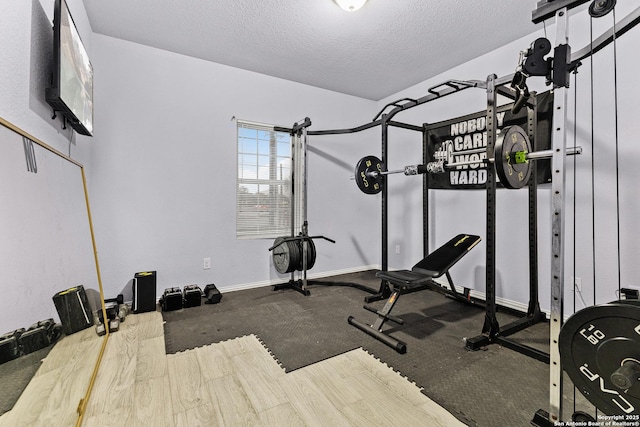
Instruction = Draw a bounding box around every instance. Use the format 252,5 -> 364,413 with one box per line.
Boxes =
236,120 -> 292,239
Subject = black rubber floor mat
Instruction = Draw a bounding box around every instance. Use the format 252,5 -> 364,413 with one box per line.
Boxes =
162,271 -> 557,426
0,346 -> 52,415
162,281 -> 367,371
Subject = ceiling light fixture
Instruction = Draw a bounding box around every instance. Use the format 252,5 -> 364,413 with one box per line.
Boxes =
333,0 -> 368,12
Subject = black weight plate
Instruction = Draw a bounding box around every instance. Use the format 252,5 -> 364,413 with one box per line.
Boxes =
559,302 -> 640,415
355,155 -> 384,194
287,240 -> 300,273
306,238 -> 316,270
296,238 -> 316,271
494,125 -> 532,189
572,411 -> 596,422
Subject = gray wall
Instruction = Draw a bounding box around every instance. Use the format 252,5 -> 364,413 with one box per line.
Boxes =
0,0 -> 96,330
87,34 -> 381,298
1,1 -> 639,324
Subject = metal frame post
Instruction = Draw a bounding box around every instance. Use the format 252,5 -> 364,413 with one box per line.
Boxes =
381,116 -> 389,272
423,123 -> 430,256
483,74 -> 499,337
527,96 -> 542,318
289,127 -> 297,285
301,125 -> 309,287
548,7 -> 570,423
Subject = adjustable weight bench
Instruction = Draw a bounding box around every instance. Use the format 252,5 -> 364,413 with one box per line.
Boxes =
348,234 -> 481,353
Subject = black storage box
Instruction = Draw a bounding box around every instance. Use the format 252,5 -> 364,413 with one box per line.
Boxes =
161,287 -> 182,311
183,285 -> 202,308
203,283 -> 222,304
133,271 -> 157,313
52,285 -> 93,335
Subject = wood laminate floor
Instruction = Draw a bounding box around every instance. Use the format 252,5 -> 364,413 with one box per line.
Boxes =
0,311 -> 465,426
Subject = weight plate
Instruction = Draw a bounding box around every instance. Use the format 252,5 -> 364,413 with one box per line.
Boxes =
272,236 -> 318,273
297,238 -> 316,271
287,240 -> 300,273
272,237 -> 289,274
354,155 -> 385,195
494,125 -> 532,190
559,302 -> 640,415
272,236 -> 297,274
572,411 -> 596,422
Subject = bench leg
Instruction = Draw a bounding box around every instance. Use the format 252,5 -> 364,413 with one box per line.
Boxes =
347,289 -> 407,354
348,316 -> 407,353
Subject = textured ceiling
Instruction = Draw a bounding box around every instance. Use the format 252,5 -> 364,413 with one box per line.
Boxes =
82,0 -> 543,101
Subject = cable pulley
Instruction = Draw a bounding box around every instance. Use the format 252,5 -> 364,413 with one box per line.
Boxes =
354,125 -> 582,194
589,0 -> 616,18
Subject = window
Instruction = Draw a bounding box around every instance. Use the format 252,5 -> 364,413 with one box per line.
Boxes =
236,120 -> 291,239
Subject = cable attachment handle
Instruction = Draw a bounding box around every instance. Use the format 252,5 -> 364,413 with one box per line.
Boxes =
510,70 -> 531,115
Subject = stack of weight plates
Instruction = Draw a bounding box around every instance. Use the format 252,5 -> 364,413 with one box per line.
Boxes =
271,236 -> 316,274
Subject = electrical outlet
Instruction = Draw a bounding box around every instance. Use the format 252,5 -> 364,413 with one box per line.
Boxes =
395,245 -> 400,254
203,257 -> 211,270
572,276 -> 582,292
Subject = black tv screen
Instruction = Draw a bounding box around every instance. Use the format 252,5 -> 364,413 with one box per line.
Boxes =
46,0 -> 93,136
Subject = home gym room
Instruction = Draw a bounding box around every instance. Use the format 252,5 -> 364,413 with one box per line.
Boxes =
1,0 -> 639,426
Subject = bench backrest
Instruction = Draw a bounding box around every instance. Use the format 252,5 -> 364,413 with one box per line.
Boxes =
411,234 -> 481,278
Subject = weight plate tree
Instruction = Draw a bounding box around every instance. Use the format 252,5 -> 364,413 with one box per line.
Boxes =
494,125 -> 533,189
559,300 -> 640,415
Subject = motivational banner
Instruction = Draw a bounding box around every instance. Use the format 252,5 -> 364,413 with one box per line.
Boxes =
425,91 -> 553,190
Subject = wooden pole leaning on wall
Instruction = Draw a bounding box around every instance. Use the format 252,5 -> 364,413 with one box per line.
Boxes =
76,167 -> 109,426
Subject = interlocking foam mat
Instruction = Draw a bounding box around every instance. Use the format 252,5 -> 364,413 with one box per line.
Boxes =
163,270 -> 573,426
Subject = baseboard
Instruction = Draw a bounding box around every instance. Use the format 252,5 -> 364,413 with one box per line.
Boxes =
432,277 -> 551,319
221,264 -> 382,294
472,290 -> 550,319
210,268 -> 553,321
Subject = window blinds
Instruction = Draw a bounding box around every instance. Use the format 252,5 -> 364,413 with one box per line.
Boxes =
236,120 -> 292,239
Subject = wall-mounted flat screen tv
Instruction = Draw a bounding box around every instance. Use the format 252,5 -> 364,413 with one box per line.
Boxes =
46,0 -> 93,136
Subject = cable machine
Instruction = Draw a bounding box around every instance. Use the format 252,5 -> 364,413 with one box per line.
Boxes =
270,118 -> 335,296
516,1 -> 640,424
272,2 -> 640,422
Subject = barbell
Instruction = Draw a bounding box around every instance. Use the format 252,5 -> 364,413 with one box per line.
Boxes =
354,125 -> 582,193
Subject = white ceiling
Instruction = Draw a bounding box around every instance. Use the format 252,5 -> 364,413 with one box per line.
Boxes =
82,0 -> 543,101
